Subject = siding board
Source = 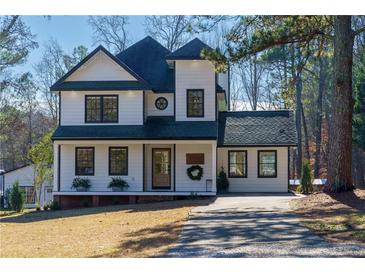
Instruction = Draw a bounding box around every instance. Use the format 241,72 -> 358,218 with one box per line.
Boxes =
217,147 -> 288,192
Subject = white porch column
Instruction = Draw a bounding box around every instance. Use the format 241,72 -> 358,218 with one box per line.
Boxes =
53,142 -> 59,192
211,142 -> 217,192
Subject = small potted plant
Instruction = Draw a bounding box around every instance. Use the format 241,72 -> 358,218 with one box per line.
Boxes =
108,177 -> 129,192
71,177 -> 91,192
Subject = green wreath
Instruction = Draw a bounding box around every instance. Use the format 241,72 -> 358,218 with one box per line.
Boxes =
187,165 -> 203,181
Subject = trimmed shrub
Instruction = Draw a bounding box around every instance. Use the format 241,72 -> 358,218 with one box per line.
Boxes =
217,167 -> 229,193
300,160 -> 313,194
9,181 -> 25,212
49,201 -> 60,210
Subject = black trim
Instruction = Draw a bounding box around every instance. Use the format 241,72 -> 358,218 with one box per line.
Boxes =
215,74 -> 218,121
257,150 -> 277,178
186,89 -> 204,118
52,81 -> 147,91
2,173 -> 5,207
152,148 -> 171,190
287,146 -> 290,192
50,45 -> 151,91
228,150 -> 248,178
53,137 -> 217,141
58,92 -> 61,125
57,145 -> 61,191
173,144 -> 176,192
227,65 -> 231,111
143,91 -> 146,124
0,164 -> 32,175
143,144 -> 146,192
85,95 -> 119,124
75,147 -> 95,176
218,144 -> 297,148
108,147 -> 128,176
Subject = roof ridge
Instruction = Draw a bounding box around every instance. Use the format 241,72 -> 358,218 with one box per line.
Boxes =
117,36 -> 171,56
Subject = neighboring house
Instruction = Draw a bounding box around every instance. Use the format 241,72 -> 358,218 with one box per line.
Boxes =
1,165 -> 53,208
50,36 -> 297,208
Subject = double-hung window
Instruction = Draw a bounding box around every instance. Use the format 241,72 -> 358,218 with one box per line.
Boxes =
187,89 -> 204,117
19,186 -> 35,204
258,150 -> 277,178
228,151 -> 247,178
109,147 -> 128,175
75,147 -> 94,176
85,95 -> 118,123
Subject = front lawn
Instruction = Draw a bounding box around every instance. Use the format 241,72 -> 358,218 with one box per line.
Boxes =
290,189 -> 365,244
0,199 -> 212,258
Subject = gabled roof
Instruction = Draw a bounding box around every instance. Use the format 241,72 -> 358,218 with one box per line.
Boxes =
166,38 -> 213,60
50,45 -> 150,91
52,116 -> 217,140
218,110 -> 297,146
116,36 -> 174,92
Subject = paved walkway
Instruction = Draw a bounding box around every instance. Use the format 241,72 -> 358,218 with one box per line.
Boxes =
167,194 -> 365,257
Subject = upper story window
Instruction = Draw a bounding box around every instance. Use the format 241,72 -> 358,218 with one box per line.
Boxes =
228,150 -> 247,178
258,150 -> 277,178
85,95 -> 118,123
75,147 -> 95,176
187,89 -> 204,117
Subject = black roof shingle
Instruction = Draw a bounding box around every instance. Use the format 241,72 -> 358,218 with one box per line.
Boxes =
166,38 -> 213,60
116,36 -> 174,92
218,110 -> 297,146
52,116 -> 217,140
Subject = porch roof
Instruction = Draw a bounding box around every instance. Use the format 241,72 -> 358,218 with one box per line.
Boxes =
52,117 -> 217,140
218,110 -> 297,146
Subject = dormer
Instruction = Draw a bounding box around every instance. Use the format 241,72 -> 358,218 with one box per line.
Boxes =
166,38 -> 228,121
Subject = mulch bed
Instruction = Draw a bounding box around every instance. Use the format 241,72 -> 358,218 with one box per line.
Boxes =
290,189 -> 365,244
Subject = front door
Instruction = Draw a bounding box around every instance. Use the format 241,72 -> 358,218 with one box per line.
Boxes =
152,148 -> 171,189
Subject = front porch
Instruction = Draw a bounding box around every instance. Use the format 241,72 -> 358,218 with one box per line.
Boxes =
53,140 -> 217,202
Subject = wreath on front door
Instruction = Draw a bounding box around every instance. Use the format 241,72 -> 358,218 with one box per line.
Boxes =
187,165 -> 203,181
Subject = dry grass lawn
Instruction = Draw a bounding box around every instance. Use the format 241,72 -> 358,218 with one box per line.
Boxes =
290,189 -> 365,244
0,199 -> 212,258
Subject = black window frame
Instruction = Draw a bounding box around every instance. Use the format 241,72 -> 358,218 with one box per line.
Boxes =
108,146 -> 128,176
257,150 -> 277,178
228,150 -> 248,178
186,89 -> 204,117
75,147 -> 95,176
85,95 -> 118,123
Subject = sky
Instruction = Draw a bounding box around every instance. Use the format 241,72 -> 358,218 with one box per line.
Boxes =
16,16 -> 146,74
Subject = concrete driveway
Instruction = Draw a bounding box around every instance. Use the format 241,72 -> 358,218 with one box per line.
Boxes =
167,194 -> 365,257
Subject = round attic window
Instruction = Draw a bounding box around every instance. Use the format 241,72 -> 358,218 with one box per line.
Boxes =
155,97 -> 168,110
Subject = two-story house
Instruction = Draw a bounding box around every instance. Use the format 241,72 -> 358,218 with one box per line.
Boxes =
51,36 -> 297,208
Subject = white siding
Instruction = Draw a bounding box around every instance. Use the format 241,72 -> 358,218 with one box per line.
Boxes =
59,144 -> 143,192
217,147 -> 289,192
4,165 -> 53,207
175,60 -> 216,121
60,90 -> 143,125
175,144 -> 213,192
146,92 -> 174,116
65,51 -> 136,81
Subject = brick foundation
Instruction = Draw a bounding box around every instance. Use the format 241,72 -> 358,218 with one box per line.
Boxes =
54,195 -> 176,209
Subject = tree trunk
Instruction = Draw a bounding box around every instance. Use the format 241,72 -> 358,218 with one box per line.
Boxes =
301,102 -> 310,161
314,57 -> 325,178
326,16 -> 354,192
295,74 -> 303,177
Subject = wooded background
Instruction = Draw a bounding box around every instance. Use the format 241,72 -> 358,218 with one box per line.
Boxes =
0,16 -> 364,189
